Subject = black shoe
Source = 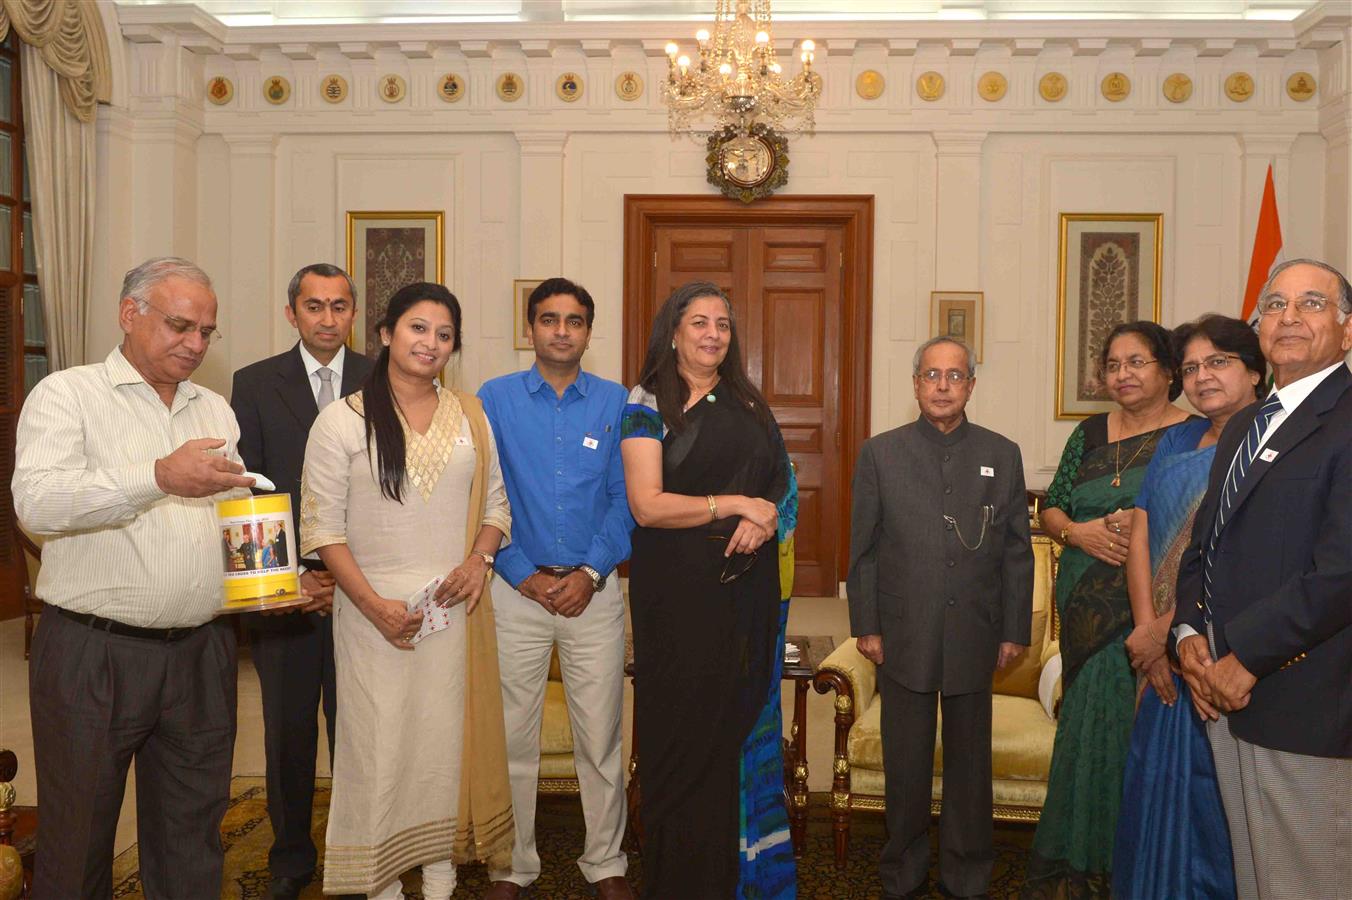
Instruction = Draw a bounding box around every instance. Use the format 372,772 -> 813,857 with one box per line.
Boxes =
884,880 -> 930,900
269,874 -> 310,899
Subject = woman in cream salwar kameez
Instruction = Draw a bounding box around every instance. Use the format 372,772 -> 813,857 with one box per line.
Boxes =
301,282 -> 514,899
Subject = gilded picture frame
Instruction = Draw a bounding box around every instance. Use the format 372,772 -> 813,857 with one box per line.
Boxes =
513,278 -> 544,350
1055,213 -> 1163,419
929,291 -> 984,363
345,211 -> 445,359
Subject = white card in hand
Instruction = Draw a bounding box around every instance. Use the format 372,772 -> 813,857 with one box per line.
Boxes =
245,472 -> 277,491
406,575 -> 450,644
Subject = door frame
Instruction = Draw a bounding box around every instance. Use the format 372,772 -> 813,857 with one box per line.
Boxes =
622,194 -> 874,588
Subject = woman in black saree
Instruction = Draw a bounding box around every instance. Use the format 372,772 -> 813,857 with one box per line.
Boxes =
620,282 -> 789,898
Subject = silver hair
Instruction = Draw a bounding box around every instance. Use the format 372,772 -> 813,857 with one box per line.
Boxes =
1258,257 -> 1352,320
120,257 -> 213,311
912,336 -> 976,377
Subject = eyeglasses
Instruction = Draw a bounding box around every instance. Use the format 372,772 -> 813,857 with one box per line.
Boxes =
707,535 -> 759,584
1102,357 -> 1158,376
1257,294 -> 1334,316
140,298 -> 223,344
918,368 -> 972,385
1180,354 -> 1243,379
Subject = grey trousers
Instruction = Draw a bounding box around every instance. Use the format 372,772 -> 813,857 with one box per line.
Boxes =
1207,713 -> 1352,900
30,608 -> 238,899
879,676 -> 994,898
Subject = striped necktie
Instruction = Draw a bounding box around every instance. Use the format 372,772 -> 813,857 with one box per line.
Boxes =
1202,392 -> 1284,614
316,366 -> 335,411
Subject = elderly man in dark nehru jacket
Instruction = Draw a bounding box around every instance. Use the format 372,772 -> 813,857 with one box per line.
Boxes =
1173,257 -> 1352,900
230,262 -> 373,900
847,336 -> 1034,900
13,256 -> 256,898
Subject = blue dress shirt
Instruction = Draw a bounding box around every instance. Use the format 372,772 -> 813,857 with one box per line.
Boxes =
478,365 -> 634,589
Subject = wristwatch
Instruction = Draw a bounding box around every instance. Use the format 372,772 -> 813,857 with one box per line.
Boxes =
579,565 -> 605,591
473,550 -> 495,567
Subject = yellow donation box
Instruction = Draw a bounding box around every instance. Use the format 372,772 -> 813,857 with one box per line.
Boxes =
216,493 -> 305,613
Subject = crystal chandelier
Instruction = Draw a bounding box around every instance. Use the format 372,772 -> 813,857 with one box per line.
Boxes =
662,0 -> 821,137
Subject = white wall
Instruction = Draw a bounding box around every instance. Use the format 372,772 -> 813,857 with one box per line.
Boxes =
92,7 -> 1352,487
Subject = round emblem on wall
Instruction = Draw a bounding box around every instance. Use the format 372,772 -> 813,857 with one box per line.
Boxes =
615,71 -> 643,101
1224,72 -> 1255,102
916,71 -> 945,102
556,72 -> 583,102
855,69 -> 885,100
1101,72 -> 1131,102
497,72 -> 524,102
263,75 -> 291,105
206,76 -> 233,106
977,71 -> 1007,102
320,74 -> 348,104
1038,72 -> 1067,102
1286,72 -> 1316,102
1162,73 -> 1192,104
438,73 -> 465,103
378,74 -> 406,103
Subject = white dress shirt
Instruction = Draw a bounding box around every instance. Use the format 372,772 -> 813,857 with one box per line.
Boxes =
1174,360 -> 1347,644
13,346 -> 248,627
298,342 -> 346,405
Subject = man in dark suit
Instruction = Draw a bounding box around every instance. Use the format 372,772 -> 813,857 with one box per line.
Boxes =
230,263 -> 373,900
847,337 -> 1034,899
1173,258 -> 1352,899
272,523 -> 288,568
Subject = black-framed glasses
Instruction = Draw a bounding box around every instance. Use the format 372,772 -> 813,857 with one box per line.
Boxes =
707,535 -> 759,584
918,368 -> 972,385
139,298 -> 223,344
1257,293 -> 1334,317
1180,354 -> 1243,379
1102,357 -> 1158,376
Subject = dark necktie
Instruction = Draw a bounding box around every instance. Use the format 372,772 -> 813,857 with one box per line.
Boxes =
1202,393 -> 1283,614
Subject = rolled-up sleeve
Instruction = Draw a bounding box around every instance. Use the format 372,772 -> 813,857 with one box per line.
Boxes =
480,422 -> 512,541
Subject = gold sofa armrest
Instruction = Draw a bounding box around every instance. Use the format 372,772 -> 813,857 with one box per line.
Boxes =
815,638 -> 877,716
813,638 -> 876,868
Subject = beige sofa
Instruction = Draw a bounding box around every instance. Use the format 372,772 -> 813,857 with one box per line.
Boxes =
812,529 -> 1062,867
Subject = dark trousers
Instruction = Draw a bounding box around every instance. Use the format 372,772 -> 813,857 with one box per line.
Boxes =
250,612 -> 336,881
29,608 -> 237,899
880,677 -> 994,898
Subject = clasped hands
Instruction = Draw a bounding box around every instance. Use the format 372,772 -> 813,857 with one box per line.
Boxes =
369,553 -> 492,650
1176,634 -> 1257,720
1066,509 -> 1132,567
1125,616 -> 1177,705
723,495 -> 778,557
518,569 -> 597,618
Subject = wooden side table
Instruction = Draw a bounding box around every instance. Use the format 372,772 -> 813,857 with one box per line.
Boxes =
782,634 -> 835,857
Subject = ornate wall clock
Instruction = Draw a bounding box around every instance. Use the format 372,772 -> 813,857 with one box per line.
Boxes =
706,124 -> 789,203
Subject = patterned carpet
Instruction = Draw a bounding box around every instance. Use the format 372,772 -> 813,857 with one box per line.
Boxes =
111,777 -> 1036,898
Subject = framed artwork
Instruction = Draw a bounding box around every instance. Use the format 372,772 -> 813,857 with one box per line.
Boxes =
345,211 -> 444,358
929,291 -> 984,363
1055,213 -> 1163,419
513,278 -> 543,350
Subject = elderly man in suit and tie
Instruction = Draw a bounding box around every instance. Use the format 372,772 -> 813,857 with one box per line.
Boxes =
230,263 -> 374,900
1173,258 -> 1352,899
847,336 -> 1034,899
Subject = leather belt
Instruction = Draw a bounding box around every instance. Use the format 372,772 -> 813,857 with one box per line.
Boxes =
537,565 -> 581,578
58,606 -> 204,642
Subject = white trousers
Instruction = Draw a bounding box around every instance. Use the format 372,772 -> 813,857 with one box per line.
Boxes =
489,574 -> 629,887
367,859 -> 455,900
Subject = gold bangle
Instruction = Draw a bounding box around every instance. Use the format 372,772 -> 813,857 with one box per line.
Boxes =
707,494 -> 718,521
1059,525 -> 1071,545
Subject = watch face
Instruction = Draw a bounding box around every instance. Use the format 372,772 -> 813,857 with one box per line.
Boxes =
720,135 -> 773,187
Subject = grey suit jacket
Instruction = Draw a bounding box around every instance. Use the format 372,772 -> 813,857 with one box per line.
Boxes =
846,417 -> 1034,695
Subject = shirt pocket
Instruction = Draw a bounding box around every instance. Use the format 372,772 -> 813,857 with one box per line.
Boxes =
576,430 -> 610,477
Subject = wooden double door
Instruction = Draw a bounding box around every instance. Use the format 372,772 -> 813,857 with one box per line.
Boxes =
623,196 -> 873,597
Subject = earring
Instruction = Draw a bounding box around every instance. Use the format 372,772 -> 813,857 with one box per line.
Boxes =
670,340 -> 676,350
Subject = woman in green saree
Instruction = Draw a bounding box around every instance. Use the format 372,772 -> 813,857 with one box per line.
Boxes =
1023,321 -> 1192,898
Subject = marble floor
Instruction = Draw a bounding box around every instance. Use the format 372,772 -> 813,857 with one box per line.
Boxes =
0,593 -> 852,857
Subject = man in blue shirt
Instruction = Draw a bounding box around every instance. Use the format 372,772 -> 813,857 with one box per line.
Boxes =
478,278 -> 635,900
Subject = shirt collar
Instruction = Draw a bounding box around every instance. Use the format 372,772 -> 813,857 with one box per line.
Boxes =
106,345 -> 199,399
525,363 -> 589,398
298,342 -> 345,381
915,413 -> 970,446
1270,361 -> 1344,416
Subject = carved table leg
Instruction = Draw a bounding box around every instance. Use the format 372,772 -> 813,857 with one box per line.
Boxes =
789,677 -> 810,857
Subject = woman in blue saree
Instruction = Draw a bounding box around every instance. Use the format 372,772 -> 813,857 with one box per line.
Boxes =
1112,315 -> 1265,899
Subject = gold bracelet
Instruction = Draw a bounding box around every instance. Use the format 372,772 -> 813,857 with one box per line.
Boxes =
1059,525 -> 1071,545
1148,620 -> 1167,645
707,494 -> 718,521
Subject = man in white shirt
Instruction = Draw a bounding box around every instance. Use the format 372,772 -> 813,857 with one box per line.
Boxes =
229,263 -> 372,900
13,256 -> 256,898
1173,258 -> 1352,899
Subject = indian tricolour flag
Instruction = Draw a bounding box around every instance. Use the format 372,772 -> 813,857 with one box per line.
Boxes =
1241,164 -> 1284,328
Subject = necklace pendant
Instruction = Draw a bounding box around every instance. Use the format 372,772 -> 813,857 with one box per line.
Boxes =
1111,475 -> 1121,487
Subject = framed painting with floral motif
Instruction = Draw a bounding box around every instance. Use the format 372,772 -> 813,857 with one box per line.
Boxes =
345,211 -> 444,358
1055,213 -> 1162,419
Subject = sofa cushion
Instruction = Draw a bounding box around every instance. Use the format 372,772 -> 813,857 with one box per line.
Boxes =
540,753 -> 577,780
991,604 -> 1047,700
846,694 -> 1055,786
540,680 -> 574,756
